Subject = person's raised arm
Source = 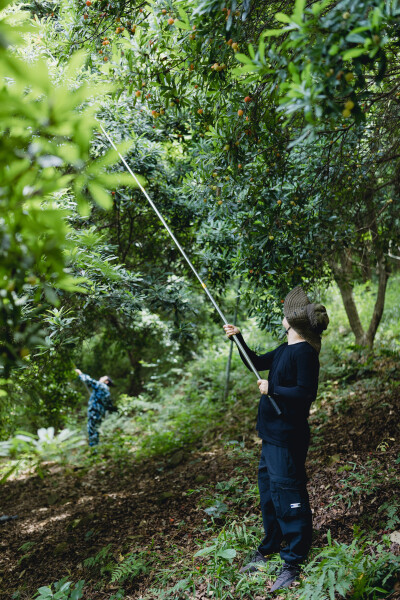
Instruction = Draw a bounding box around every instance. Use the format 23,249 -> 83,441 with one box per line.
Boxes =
223,324 -> 277,372
75,369 -> 98,390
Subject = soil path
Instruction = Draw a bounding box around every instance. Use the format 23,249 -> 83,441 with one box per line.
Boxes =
1,369 -> 399,599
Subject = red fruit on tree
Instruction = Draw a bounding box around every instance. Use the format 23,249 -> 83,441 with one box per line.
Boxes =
244,96 -> 251,102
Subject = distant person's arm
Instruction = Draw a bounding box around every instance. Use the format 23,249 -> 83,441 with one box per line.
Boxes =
75,370 -> 99,390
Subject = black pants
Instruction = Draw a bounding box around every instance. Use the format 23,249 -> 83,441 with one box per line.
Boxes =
257,440 -> 312,565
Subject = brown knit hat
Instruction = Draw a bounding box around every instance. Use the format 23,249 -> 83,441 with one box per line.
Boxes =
283,286 -> 329,354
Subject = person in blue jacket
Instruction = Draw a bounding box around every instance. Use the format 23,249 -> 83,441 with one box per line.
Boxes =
75,369 -> 116,446
223,286 -> 329,592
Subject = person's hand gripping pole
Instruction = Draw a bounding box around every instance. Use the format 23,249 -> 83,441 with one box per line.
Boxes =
223,324 -> 280,415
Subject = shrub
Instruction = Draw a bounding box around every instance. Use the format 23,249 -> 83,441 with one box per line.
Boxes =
0,427 -> 85,480
34,578 -> 85,600
300,531 -> 400,600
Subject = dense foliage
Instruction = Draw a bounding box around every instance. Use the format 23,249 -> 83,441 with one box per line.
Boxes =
1,0 -> 400,452
1,3 -> 400,598
17,0 -> 400,338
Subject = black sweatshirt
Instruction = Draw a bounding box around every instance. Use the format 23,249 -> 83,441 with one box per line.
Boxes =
236,333 -> 320,447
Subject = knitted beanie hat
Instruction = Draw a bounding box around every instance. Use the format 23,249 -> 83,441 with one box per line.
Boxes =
283,286 -> 329,354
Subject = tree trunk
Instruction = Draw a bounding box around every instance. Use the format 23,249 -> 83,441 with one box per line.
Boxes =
365,255 -> 389,347
127,348 -> 144,396
330,250 -> 389,349
330,250 -> 367,346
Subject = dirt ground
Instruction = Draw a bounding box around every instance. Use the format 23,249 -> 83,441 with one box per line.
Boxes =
1,362 -> 399,599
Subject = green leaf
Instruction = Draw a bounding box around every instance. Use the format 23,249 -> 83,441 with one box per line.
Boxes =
346,33 -> 367,44
275,12 -> 291,24
194,545 -> 217,557
54,276 -> 88,293
235,53 -> 254,65
88,182 -> 112,209
342,47 -> 366,60
293,0 -> 306,21
70,586 -> 84,600
348,25 -> 371,35
89,139 -> 133,172
36,588 -> 53,598
288,62 -> 300,83
371,6 -> 383,27
64,50 -> 86,81
177,6 -> 189,24
96,172 -> 146,188
260,28 -> 285,37
174,20 -> 191,30
216,548 -> 236,559
311,0 -> 331,15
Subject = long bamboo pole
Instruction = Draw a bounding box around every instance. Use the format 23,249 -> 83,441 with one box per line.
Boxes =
98,123 -> 281,416
223,279 -> 241,403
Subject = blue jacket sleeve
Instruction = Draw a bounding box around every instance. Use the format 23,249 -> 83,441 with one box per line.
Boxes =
235,333 -> 277,373
269,348 -> 319,401
78,373 -> 99,390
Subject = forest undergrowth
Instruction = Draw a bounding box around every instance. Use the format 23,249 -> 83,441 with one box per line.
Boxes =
2,0 -> 400,597
1,339 -> 400,600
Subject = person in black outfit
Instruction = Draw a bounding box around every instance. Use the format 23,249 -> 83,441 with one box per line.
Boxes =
223,286 -> 329,592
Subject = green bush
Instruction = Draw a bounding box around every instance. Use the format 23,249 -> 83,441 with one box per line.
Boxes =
0,426 -> 85,480
300,532 -> 400,600
33,578 -> 84,600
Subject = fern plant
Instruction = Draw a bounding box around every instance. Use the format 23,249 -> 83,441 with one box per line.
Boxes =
110,553 -> 148,583
300,531 -> 400,600
83,544 -> 114,576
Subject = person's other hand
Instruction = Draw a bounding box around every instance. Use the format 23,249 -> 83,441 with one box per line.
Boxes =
257,379 -> 269,395
223,324 -> 240,338
75,368 -> 82,375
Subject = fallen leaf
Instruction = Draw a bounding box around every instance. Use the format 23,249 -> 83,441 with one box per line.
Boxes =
390,530 -> 400,544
